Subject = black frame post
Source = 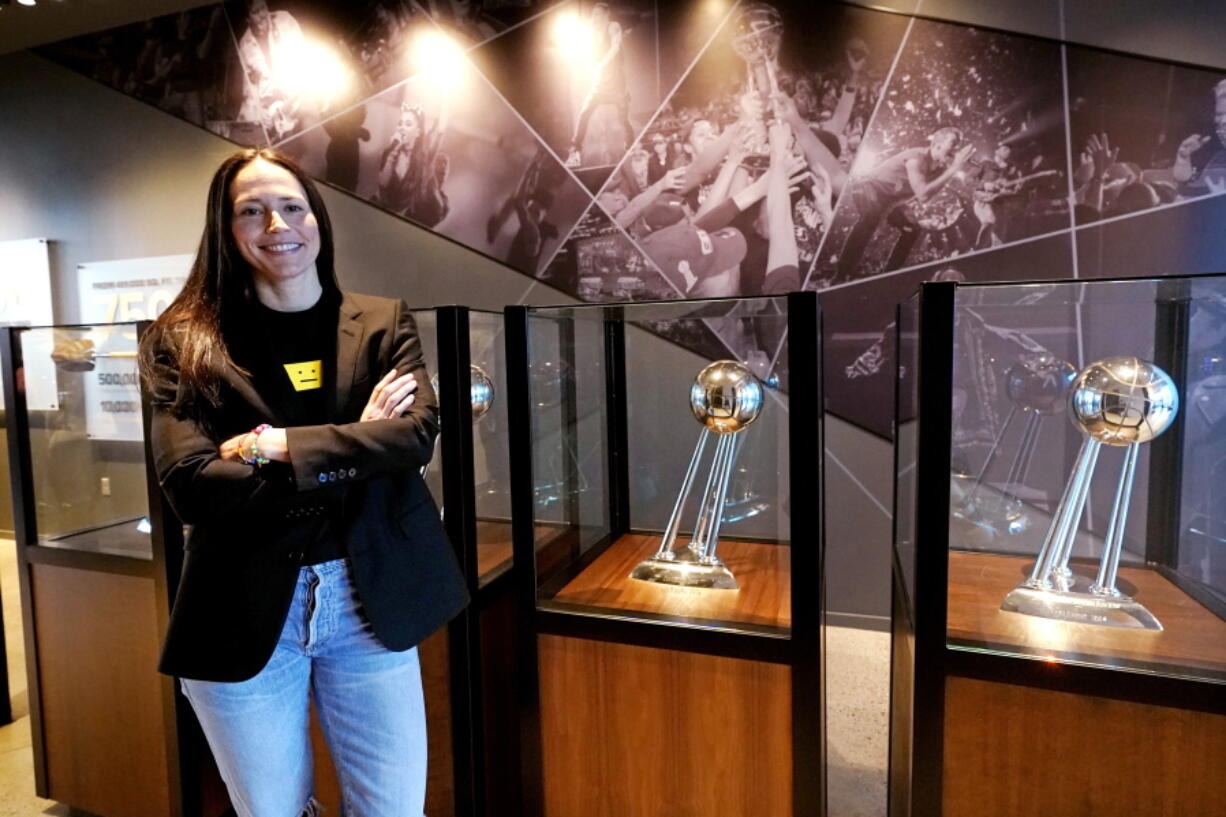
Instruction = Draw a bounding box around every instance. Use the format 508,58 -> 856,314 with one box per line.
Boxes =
505,305 -> 543,817
910,281 -> 956,817
787,291 -> 825,817
136,320 -> 189,817
438,306 -> 479,817
1145,279 -> 1190,569
603,309 -> 630,539
1,326 -> 44,784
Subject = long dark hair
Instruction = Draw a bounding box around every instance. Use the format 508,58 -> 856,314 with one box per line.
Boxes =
140,147 -> 340,429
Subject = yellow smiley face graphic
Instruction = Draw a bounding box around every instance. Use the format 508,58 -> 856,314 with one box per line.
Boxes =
284,360 -> 323,392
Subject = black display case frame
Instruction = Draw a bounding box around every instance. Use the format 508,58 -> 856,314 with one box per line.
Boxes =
890,277 -> 1226,817
1,310 -> 519,817
1,320 -> 199,815
425,305 -> 521,817
506,291 -> 825,817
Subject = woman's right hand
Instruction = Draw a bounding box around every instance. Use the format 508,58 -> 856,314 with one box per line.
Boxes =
360,370 -> 418,422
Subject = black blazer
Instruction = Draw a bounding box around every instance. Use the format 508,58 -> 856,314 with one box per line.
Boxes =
148,292 -> 468,682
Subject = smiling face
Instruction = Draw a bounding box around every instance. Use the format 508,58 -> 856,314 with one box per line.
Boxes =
229,158 -> 321,292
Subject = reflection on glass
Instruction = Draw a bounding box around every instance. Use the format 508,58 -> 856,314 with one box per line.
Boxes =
17,324 -> 152,560
413,309 -> 513,587
522,297 -> 793,637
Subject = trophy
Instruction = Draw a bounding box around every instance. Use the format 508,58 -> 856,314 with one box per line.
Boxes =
730,3 -> 783,165
954,353 -> 1076,535
630,360 -> 763,590
1001,357 -> 1179,629
421,364 -> 494,478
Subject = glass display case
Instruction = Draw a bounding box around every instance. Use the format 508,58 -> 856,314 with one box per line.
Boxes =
6,323 -> 152,559
891,276 -> 1226,817
414,307 -> 513,589
1,322 -> 190,817
505,293 -> 823,817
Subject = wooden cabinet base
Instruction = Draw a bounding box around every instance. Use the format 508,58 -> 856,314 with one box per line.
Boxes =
31,563 -> 172,817
537,634 -> 791,817
942,676 -> 1226,817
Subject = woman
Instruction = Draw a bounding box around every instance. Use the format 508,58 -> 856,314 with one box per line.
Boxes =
139,147 -> 467,817
376,101 -> 450,227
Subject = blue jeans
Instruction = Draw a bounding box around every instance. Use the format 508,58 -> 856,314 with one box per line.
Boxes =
181,558 -> 427,817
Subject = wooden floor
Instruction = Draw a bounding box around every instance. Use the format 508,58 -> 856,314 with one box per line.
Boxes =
947,550 -> 1226,678
549,533 -> 791,631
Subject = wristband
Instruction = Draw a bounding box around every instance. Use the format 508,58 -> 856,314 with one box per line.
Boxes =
240,423 -> 273,467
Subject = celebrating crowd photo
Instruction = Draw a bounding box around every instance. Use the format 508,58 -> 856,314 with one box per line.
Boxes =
812,21 -> 1069,288
1069,47 -> 1226,224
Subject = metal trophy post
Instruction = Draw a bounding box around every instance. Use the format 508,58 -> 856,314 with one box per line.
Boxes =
629,360 -> 763,590
954,353 -> 1076,535
1001,357 -> 1179,630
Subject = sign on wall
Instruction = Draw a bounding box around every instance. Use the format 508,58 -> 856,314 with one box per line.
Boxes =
0,237 -> 57,411
77,255 -> 191,441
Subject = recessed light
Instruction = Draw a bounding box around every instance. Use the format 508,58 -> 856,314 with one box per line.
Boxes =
17,0 -> 36,6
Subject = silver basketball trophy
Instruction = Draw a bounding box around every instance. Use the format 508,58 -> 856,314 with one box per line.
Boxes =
629,360 -> 764,590
954,353 -> 1077,535
730,3 -> 783,165
421,364 -> 495,478
1001,357 -> 1179,629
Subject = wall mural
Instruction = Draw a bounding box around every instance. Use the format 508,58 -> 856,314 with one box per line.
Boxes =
37,0 -> 1226,439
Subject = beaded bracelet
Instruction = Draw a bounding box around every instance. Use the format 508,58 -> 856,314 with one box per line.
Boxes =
240,423 -> 273,467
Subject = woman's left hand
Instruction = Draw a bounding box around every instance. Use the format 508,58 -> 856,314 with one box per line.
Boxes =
219,433 -> 248,462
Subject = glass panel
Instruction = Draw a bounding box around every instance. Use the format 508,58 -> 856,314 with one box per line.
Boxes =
412,308 -> 513,587
894,293 -> 920,624
943,277 -> 1226,684
411,309 -> 442,507
1175,276 -> 1226,611
17,324 -> 151,559
526,305 -> 610,581
526,297 -> 792,637
469,309 -> 513,587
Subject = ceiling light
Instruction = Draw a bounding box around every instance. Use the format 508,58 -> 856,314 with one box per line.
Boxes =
17,0 -> 36,6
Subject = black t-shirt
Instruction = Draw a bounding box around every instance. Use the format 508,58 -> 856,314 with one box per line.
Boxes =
244,292 -> 347,565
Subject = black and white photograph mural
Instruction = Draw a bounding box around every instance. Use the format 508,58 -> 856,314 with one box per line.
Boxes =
588,1 -> 908,298
809,19 -> 1069,290
1067,46 -> 1226,225
466,0 -> 716,182
33,0 -> 1226,440
822,233 -> 1074,437
40,6 -> 248,140
276,53 -> 590,272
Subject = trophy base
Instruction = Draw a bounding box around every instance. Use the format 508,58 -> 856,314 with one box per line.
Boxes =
629,550 -> 739,590
1000,584 -> 1162,630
